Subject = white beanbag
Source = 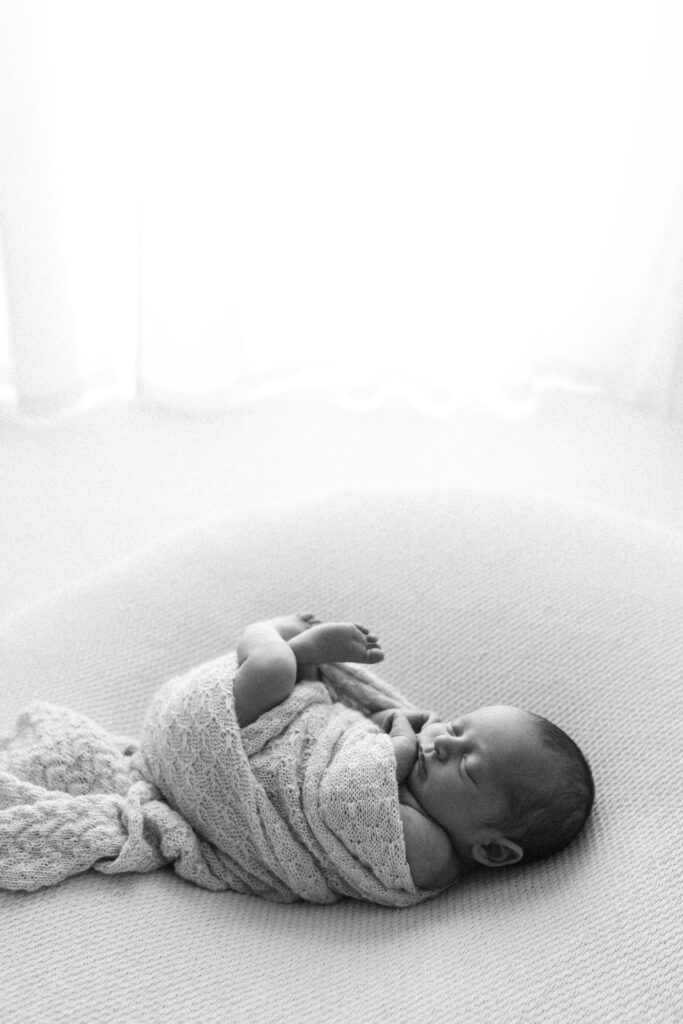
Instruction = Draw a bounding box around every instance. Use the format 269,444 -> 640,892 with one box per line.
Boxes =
1,486 -> 680,1023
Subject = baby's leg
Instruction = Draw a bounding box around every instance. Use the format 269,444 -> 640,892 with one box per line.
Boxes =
235,612 -> 320,664
233,616 -> 382,726
234,615 -> 316,727
289,623 -> 383,671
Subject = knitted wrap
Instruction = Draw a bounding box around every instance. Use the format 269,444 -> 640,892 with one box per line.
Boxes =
0,654 -> 447,906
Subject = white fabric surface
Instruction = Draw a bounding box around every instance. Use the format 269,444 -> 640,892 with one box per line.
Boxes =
1,485 -> 681,1023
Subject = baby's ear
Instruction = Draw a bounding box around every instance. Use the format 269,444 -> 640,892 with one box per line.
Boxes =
471,836 -> 523,868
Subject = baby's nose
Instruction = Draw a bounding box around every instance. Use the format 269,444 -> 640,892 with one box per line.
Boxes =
420,722 -> 448,745
433,734 -> 462,759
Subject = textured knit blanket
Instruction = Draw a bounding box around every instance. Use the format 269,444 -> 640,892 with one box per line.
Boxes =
0,653 -> 445,906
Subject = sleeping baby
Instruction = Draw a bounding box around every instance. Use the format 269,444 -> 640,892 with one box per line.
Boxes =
234,613 -> 595,892
0,612 -> 594,904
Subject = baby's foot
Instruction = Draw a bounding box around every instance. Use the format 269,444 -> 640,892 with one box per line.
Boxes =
289,622 -> 384,666
268,612 -> 321,643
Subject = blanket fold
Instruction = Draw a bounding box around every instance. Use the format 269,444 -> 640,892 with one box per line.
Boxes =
0,655 -> 444,906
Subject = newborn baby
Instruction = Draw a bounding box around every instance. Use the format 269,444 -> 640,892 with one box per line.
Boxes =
236,613 -> 595,891
0,609 -> 594,900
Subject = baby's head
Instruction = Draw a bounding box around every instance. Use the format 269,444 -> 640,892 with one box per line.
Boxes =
408,705 -> 594,869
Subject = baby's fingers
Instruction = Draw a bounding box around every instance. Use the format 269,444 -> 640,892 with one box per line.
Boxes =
404,709 -> 440,731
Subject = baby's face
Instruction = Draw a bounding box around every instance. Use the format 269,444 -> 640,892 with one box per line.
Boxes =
407,704 -> 554,864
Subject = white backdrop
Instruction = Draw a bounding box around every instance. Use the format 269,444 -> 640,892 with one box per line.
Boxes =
0,0 -> 682,417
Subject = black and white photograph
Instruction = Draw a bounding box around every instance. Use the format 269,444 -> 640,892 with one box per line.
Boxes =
1,2 -> 681,1022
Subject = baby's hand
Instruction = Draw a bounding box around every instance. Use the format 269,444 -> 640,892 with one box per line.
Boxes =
369,708 -> 400,732
370,708 -> 439,734
371,709 -> 440,785
402,709 -> 440,733
385,715 -> 419,784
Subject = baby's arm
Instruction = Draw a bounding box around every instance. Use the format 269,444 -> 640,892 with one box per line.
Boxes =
370,710 -> 424,783
399,804 -> 459,889
386,715 -> 417,783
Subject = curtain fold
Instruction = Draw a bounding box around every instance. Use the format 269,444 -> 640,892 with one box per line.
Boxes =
1,1 -> 682,420
0,0 -> 140,416
0,2 -> 83,412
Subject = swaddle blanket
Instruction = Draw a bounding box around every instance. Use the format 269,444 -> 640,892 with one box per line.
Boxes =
0,653 -> 446,906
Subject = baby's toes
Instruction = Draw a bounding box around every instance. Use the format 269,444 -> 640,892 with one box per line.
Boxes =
362,631 -> 382,657
365,647 -> 384,663
299,611 -> 321,626
351,624 -> 380,645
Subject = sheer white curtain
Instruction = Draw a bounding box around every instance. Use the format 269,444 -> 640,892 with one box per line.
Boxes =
0,0 -> 682,419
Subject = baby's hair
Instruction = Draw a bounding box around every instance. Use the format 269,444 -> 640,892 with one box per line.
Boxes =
494,713 -> 595,865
